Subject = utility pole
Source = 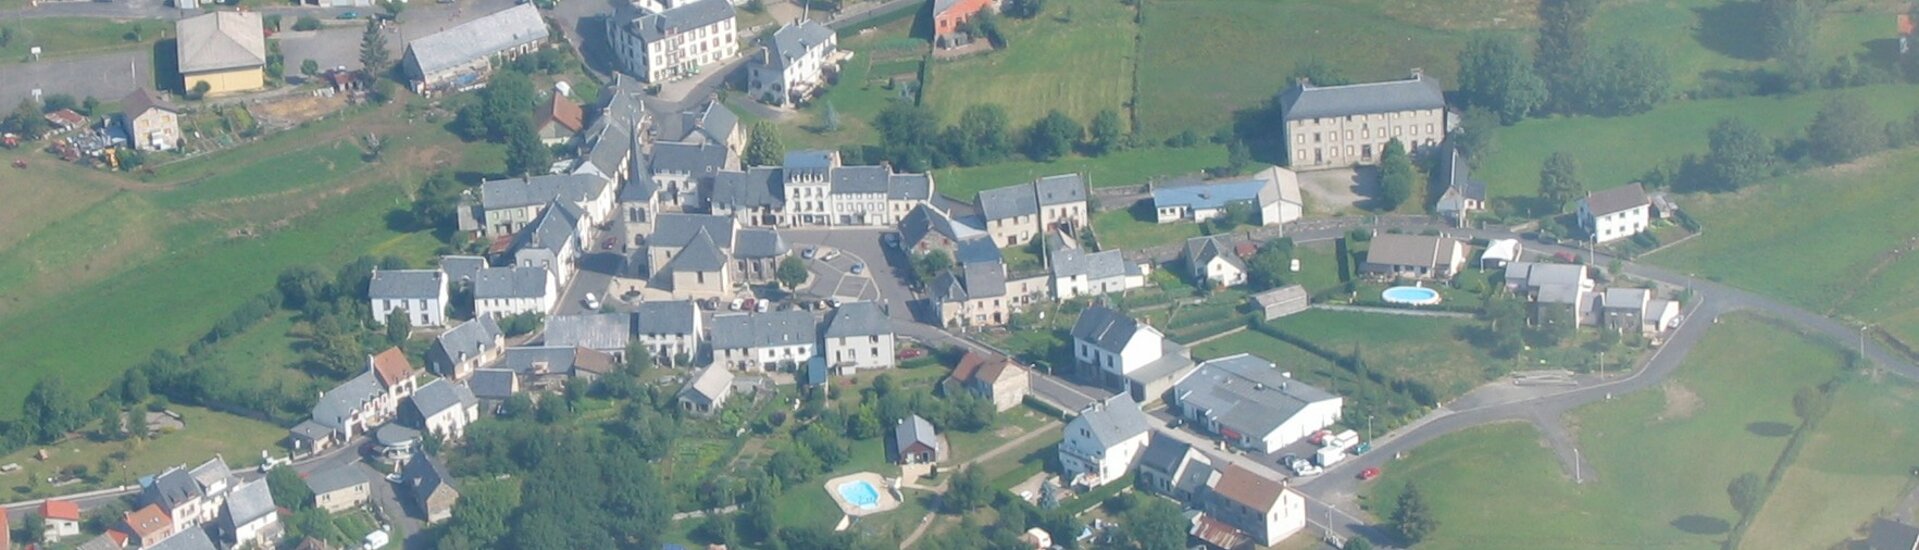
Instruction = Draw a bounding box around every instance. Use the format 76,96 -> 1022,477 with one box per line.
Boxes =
1574,448 -> 1582,484
1367,415 -> 1374,442
1598,350 -> 1604,381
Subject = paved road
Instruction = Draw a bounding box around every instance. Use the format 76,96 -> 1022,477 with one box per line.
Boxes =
0,50 -> 149,111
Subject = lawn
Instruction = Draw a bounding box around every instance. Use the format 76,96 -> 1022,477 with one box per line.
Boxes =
1475,85 -> 1919,201
0,147 -> 124,252
1648,146 -> 1919,348
919,0 -> 1137,129
1089,208 -> 1199,251
934,144 -> 1224,202
0,404 -> 284,499
1262,309 -> 1497,402
1744,376 -> 1919,549
1364,314 -> 1851,548
771,20 -> 927,151
0,17 -> 169,65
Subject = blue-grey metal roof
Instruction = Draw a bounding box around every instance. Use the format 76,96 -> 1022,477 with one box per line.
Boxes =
735,227 -> 788,259
480,174 -> 602,210
369,269 -> 445,300
1033,173 -> 1086,206
405,4 -> 548,79
711,167 -> 786,210
469,368 -> 519,399
1153,179 -> 1270,212
823,302 -> 890,338
410,378 -> 477,419
709,311 -> 817,350
626,0 -> 736,43
1173,353 -> 1339,441
311,371 -> 385,431
635,300 -> 699,335
1279,71 -> 1446,121
472,266 -> 550,299
1071,305 -> 1142,355
304,464 -> 367,495
976,182 -> 1038,221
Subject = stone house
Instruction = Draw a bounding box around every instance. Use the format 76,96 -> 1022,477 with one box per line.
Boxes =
1279,69 -> 1448,169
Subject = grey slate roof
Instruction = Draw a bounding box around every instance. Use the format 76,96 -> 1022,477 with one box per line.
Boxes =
410,378 -> 477,419
1869,519 -> 1919,550
959,260 -> 1007,298
513,199 -> 583,254
711,167 -> 786,210
1051,247 -> 1136,281
146,468 -> 204,510
544,313 -> 632,350
652,140 -> 731,175
889,173 -> 933,200
469,369 -> 519,399
766,20 -> 834,69
710,311 -> 817,350
76,534 -> 121,550
431,316 -> 504,368
1033,174 -> 1086,206
311,371 -> 385,431
406,4 -> 548,79
662,229 -> 728,273
954,237 -> 1002,266
823,302 -> 890,338
304,464 -> 367,495
369,269 -> 445,300
899,204 -> 984,248
472,266 -> 551,299
376,424 -> 419,449
1437,148 -> 1486,202
222,478 -> 276,528
627,0 -> 737,49
480,174 -> 602,210
894,414 -> 939,453
401,453 -> 455,506
735,227 -> 788,259
1279,70 -> 1446,121
830,165 -> 889,194
931,271 -> 967,303
1071,394 -> 1151,450
1072,305 -> 1143,355
500,346 -> 579,375
635,300 -> 699,335
440,255 -> 488,284
784,149 -> 835,171
1603,287 -> 1651,310
977,183 -> 1039,221
1185,235 -> 1245,271
1364,233 -> 1460,270
1582,183 -> 1650,217
189,457 -> 231,492
1139,431 -> 1195,473
678,99 -> 740,146
148,527 -> 217,550
652,213 -> 737,249
1173,353 -> 1339,441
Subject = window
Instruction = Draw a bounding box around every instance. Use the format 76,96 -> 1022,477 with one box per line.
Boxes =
1394,127 -> 1402,137
1295,134 -> 1304,144
1427,124 -> 1435,133
1360,128 -> 1369,139
1346,131 -> 1354,140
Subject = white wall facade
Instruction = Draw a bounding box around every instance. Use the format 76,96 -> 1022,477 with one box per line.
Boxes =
826,333 -> 896,370
1580,203 -> 1651,243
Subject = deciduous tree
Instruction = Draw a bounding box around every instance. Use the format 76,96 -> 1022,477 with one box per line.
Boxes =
1537,151 -> 1583,213
1457,34 -> 1547,124
744,121 -> 784,166
1393,482 -> 1437,543
1023,109 -> 1082,161
1807,95 -> 1882,165
1702,118 -> 1772,191
1089,108 -> 1124,156
777,256 -> 809,290
1376,138 -> 1416,211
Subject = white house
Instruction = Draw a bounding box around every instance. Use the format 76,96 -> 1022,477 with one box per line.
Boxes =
1183,235 -> 1247,288
1504,261 -> 1596,324
747,19 -> 838,107
1201,464 -> 1307,547
477,173 -> 613,238
1433,148 -> 1486,225
822,301 -> 896,370
408,379 -> 480,441
1577,183 -> 1652,244
1170,354 -> 1343,453
427,316 -> 506,381
369,269 -> 449,328
289,349 -> 417,453
1071,305 -> 1195,402
217,479 -> 281,549
1058,395 -> 1152,488
472,266 -> 556,318
1360,233 -> 1466,280
1048,234 -> 1148,300
609,0 -> 739,83
1278,69 -> 1449,169
1151,166 -> 1302,226
39,500 -> 81,542
710,311 -> 817,370
508,200 -> 586,289
678,364 -> 735,415
634,300 -> 703,365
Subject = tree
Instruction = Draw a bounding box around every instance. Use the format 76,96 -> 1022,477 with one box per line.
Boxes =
912,250 -> 953,287
1023,110 -> 1082,161
1807,95 -> 1881,165
1457,34 -> 1547,124
823,101 -> 841,132
1393,482 -> 1438,543
19,512 -> 45,544
1536,0 -> 1599,113
1208,200 -> 1255,234
1116,498 -> 1188,550
1003,0 -> 1045,18
24,377 -> 84,443
360,18 -> 389,79
777,255 -> 809,290
385,309 -> 411,346
1221,138 -> 1251,176
411,172 -> 465,230
745,121 -> 785,166
943,467 -> 990,513
623,340 -> 655,372
1346,538 -> 1375,550
268,466 -> 315,511
1761,0 -> 1818,78
293,16 -> 323,31
1088,108 -> 1124,156
301,59 -> 320,76
380,0 -> 407,19
1537,151 -> 1583,213
1450,107 -> 1499,164
1481,298 -> 1527,358
1376,138 -> 1416,211
95,404 -> 122,440
1702,118 -> 1772,191
1289,58 -> 1352,86
1792,385 -> 1830,421
1245,238 -> 1295,290
190,81 -> 212,100
1586,39 -> 1670,116
4,99 -> 50,139
504,119 -> 552,177
125,408 -> 148,440
81,96 -> 100,116
874,102 -> 943,171
948,103 -> 1012,165
1728,472 -> 1763,516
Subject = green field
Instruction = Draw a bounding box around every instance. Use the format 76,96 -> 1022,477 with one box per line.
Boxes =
1262,309 -> 1498,401
0,18 -> 169,65
1649,146 -> 1919,348
1365,315 -> 1852,548
1090,208 -> 1200,251
0,404 -> 285,499
1744,376 -> 1919,548
1476,85 -> 1919,201
919,0 -> 1137,129
933,143 -> 1223,201
771,19 -> 928,150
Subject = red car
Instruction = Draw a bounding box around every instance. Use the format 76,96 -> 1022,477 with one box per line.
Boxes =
1308,430 -> 1332,445
897,348 -> 927,360
1359,467 -> 1382,481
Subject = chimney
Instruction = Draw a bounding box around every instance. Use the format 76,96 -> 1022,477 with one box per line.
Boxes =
1410,67 -> 1424,80
1295,76 -> 1311,88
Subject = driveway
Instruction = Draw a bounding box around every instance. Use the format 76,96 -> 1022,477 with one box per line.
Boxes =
1294,167 -> 1376,215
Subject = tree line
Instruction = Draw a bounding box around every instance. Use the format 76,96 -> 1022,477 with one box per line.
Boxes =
866,102 -> 1129,172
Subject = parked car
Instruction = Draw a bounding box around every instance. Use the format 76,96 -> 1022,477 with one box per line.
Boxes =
582,293 -> 600,310
850,263 -> 866,275
337,10 -> 360,19
883,233 -> 900,248
1358,467 -> 1382,481
1308,430 -> 1333,446
820,249 -> 842,262
730,298 -> 744,311
1351,441 -> 1372,455
803,247 -> 817,260
755,300 -> 769,313
742,298 -> 757,312
1554,251 -> 1580,263
897,348 -> 927,360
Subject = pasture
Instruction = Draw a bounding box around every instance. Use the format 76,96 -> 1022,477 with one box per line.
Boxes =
933,143 -> 1223,201
1744,376 -> 1919,548
918,0 -> 1136,129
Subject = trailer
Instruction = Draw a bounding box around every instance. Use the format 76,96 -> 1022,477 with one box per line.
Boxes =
1315,445 -> 1347,467
1328,430 -> 1360,450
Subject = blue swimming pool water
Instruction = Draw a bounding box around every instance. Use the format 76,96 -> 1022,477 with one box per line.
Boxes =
1381,286 -> 1442,305
837,480 -> 881,510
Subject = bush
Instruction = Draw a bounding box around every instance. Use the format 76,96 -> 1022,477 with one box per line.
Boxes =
292,16 -> 322,31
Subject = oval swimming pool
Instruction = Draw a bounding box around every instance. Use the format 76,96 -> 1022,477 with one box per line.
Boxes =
1382,286 -> 1442,306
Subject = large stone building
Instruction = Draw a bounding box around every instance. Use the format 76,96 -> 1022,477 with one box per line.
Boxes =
708,149 -> 935,227
176,11 -> 267,95
609,0 -> 739,83
1278,69 -> 1449,170
402,4 -> 549,94
747,20 -> 838,107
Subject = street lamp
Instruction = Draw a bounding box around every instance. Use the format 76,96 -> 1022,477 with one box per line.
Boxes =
1366,415 -> 1374,442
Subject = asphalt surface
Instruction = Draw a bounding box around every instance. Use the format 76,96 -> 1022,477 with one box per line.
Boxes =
0,50 -> 150,113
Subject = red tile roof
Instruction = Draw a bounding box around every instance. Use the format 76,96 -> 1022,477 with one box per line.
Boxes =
951,351 -> 1020,385
540,94 -> 584,133
124,504 -> 173,539
1,510 -> 11,550
41,498 -> 81,521
371,347 -> 414,389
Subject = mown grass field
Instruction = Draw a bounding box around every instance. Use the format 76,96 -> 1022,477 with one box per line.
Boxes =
1090,208 -> 1200,251
770,19 -> 928,150
1263,309 -> 1497,401
933,143 -> 1223,201
1744,376 -> 1919,548
1365,315 -> 1851,548
0,18 -> 169,65
1475,85 -> 1919,200
1648,146 -> 1919,348
919,0 -> 1136,129
0,404 -> 284,499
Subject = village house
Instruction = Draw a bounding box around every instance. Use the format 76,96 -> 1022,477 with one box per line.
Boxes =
892,414 -> 944,464
821,301 -> 896,371
289,349 -> 417,452
975,174 -> 1089,247
120,89 -> 180,152
665,98 -> 745,155
1152,166 -> 1303,226
217,479 -> 280,549
1136,432 -> 1217,503
543,313 -> 632,358
651,139 -> 738,213
1250,285 -> 1310,320
1170,354 -> 1344,453
469,368 -> 522,402
1361,233 -> 1467,280
942,351 -> 1031,412
1058,395 -> 1152,488
368,268 -> 449,328
1578,183 -> 1652,244
402,454 -> 460,524
933,0 -> 999,43
407,379 -> 480,441
427,316 -> 506,381
1183,235 -> 1248,288
1048,233 -> 1148,300
748,20 -> 839,107
709,149 -> 935,227
1433,148 -> 1487,225
535,94 -> 585,146
140,456 -> 234,530
609,0 -> 739,83
1199,464 -> 1308,547
499,346 -> 612,390
471,266 -> 556,318
931,239 -> 1051,328
634,300 -> 703,365
124,504 -> 177,548
1504,261 -> 1596,324
176,11 -> 266,95
303,464 -> 370,514
476,174 -> 613,239
578,78 -> 648,195
403,4 -> 549,94
1279,68 -> 1449,169
41,499 -> 82,542
710,311 -> 817,370
1072,305 -> 1196,402
898,203 -> 988,255
1599,287 -> 1681,336
506,200 -> 587,289
640,213 -> 789,296
678,364 -> 736,415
